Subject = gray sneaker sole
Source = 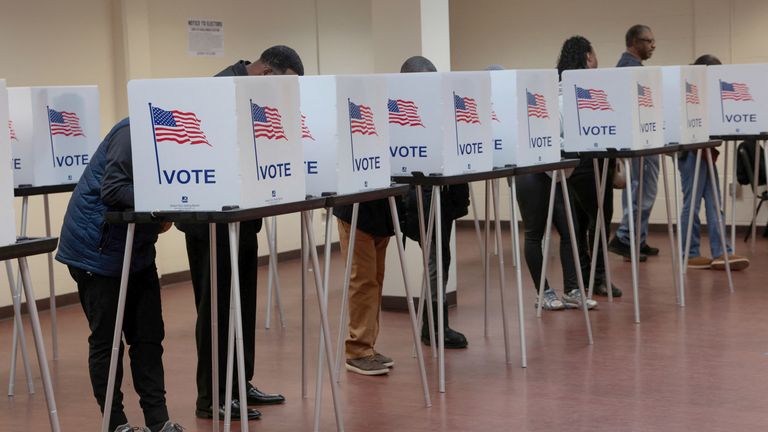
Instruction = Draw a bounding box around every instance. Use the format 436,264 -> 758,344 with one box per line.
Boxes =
345,362 -> 389,376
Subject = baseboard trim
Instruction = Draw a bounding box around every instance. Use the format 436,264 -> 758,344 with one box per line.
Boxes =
382,291 -> 457,312
457,219 -> 764,235
0,292 -> 80,320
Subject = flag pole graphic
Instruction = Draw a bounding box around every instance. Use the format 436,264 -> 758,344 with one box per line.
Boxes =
453,92 -> 460,155
348,98 -> 356,172
148,103 -> 163,184
525,89 -> 533,149
251,99 -> 262,180
46,105 -> 56,168
574,85 -> 583,136
719,79 -> 726,123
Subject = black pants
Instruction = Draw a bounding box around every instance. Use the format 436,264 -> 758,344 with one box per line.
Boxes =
70,265 -> 168,432
184,221 -> 258,411
569,158 -> 615,284
515,173 -> 579,293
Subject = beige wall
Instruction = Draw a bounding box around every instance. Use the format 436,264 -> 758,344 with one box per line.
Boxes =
452,0 -> 768,230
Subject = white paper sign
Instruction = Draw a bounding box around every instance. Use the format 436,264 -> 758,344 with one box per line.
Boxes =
386,71 -> 492,176
128,75 -> 305,212
7,86 -> 99,187
662,65 -> 708,144
562,67 -> 664,151
489,69 -> 560,167
0,80 -> 16,246
706,63 -> 768,135
188,19 -> 224,57
300,75 -> 390,196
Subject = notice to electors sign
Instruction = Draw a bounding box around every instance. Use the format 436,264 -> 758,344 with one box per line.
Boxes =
188,19 -> 224,57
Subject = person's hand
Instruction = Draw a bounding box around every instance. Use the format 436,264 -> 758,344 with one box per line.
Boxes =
159,222 -> 173,234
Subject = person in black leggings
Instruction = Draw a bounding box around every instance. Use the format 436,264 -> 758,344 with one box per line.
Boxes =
556,36 -> 622,297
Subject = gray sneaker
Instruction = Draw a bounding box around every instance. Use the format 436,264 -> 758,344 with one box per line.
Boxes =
373,351 -> 394,368
158,421 -> 185,432
345,355 -> 389,376
534,288 -> 565,311
563,289 -> 598,310
114,425 -> 149,432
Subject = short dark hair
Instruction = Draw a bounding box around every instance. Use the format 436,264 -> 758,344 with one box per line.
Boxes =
693,54 -> 722,66
625,24 -> 651,47
556,36 -> 593,80
400,56 -> 437,73
259,45 -> 304,76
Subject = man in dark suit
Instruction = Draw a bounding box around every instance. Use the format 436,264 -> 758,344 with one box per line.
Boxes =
178,45 -> 304,421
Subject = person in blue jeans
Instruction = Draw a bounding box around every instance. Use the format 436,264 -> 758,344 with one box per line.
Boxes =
679,54 -> 749,271
609,24 -> 661,261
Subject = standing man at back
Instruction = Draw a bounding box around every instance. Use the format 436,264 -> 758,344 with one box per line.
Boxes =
609,24 -> 661,261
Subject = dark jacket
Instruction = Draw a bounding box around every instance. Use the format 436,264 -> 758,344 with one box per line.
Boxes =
403,184 -> 470,242
616,52 -> 643,68
56,118 -> 162,277
176,60 -> 262,237
333,199 -> 397,238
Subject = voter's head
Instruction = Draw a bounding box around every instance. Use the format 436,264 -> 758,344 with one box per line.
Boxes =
693,54 -> 722,66
625,24 -> 655,61
400,56 -> 437,73
246,45 -> 305,76
556,35 -> 597,80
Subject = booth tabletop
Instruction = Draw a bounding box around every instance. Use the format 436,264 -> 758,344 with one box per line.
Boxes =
392,166 -> 517,187
677,140 -> 724,152
562,144 -> 682,160
512,159 -> 580,176
710,133 -> 768,141
0,237 -> 59,261
105,197 -> 328,225
323,184 -> 409,207
14,183 -> 77,197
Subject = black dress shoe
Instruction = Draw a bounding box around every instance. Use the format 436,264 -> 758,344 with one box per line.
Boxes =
640,243 -> 660,256
246,386 -> 286,405
195,399 -> 261,420
593,282 -> 623,298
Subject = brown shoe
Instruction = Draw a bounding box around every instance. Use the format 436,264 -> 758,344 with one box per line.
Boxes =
688,256 -> 713,269
711,254 -> 750,271
345,355 -> 389,376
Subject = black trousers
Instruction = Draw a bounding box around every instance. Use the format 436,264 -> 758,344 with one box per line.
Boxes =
569,158 -> 615,284
515,172 -> 579,293
70,265 -> 168,432
183,221 -> 258,411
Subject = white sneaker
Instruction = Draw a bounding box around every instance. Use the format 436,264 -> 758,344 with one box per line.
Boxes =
563,289 -> 598,310
114,424 -> 150,432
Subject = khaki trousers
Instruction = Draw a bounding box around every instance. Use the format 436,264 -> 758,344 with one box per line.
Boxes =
337,220 -> 390,359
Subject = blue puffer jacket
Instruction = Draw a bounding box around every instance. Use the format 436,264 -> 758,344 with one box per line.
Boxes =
56,119 -> 160,277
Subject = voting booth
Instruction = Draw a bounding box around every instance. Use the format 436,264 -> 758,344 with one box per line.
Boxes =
1,80 -> 16,246
128,76 -> 305,212
562,67 -> 664,151
662,65 -> 709,144
706,63 -> 768,135
7,86 -> 99,187
300,75 -> 390,196
385,71 -> 492,176
489,69 -> 560,167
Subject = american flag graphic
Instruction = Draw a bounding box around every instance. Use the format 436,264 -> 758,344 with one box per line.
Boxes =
575,87 -> 612,111
720,81 -> 753,102
685,81 -> 700,105
301,113 -> 315,140
454,94 -> 481,124
8,120 -> 17,141
251,102 -> 287,140
526,91 -> 549,118
151,106 -> 210,146
491,107 -> 500,122
388,99 -> 424,127
48,108 -> 85,137
349,100 -> 378,136
637,83 -> 654,108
